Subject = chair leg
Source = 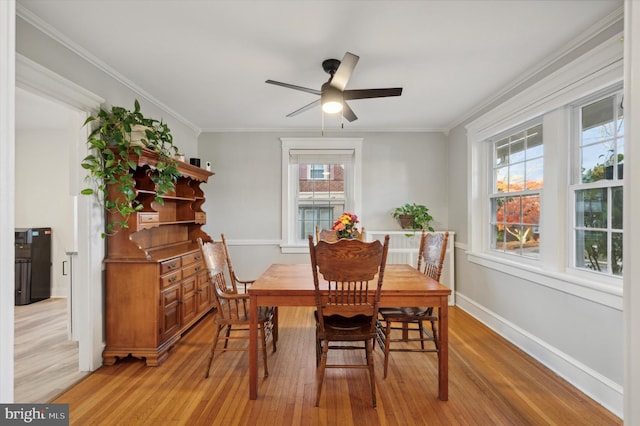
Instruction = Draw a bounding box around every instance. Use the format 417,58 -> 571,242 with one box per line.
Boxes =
418,320 -> 425,350
223,325 -> 232,349
260,323 -> 269,378
315,340 -> 329,407
205,324 -> 225,378
383,321 -> 392,379
431,319 -> 439,351
315,327 -> 321,367
366,338 -> 377,408
273,307 -> 279,343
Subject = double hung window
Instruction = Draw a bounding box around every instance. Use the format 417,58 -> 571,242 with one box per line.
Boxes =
281,138 -> 362,251
489,123 -> 543,258
573,92 -> 624,276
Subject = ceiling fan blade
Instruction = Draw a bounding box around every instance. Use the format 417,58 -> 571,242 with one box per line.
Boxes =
342,101 -> 358,122
330,52 -> 359,91
343,88 -> 403,100
266,79 -> 321,95
286,98 -> 321,117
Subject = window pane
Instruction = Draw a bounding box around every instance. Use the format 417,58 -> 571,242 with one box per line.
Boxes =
508,162 -> 524,191
509,132 -> 525,163
525,157 -> 543,190
612,232 -> 623,276
492,197 -> 505,223
617,114 -> 624,137
612,186 -> 623,229
522,195 -> 540,224
576,230 -> 607,272
495,167 -> 508,192
505,225 -> 523,254
581,96 -> 614,145
523,226 -> 540,258
495,138 -> 509,166
309,164 -> 325,179
526,124 -> 543,159
576,188 -> 607,228
505,196 -> 521,224
492,224 -> 505,251
581,141 -> 614,183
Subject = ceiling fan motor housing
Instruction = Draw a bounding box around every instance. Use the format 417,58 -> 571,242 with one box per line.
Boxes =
322,59 -> 341,76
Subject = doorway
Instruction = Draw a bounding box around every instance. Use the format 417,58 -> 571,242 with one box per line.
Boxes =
14,87 -> 86,401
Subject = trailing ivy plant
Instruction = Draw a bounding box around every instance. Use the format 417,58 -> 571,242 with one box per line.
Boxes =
81,100 -> 180,237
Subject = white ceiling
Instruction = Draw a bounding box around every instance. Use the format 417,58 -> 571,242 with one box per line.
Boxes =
16,0 -> 622,133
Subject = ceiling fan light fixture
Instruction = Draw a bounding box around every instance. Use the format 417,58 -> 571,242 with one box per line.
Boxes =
322,100 -> 343,114
321,86 -> 343,114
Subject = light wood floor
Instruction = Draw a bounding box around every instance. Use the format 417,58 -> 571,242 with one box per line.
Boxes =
14,298 -> 89,403
51,306 -> 620,425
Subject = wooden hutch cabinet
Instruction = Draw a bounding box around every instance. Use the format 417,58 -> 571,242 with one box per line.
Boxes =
102,148 -> 215,366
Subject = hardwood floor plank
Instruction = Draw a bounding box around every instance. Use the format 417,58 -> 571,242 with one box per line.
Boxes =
51,306 -> 620,425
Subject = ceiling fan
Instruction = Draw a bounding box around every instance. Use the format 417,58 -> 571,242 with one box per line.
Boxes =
265,52 -> 403,122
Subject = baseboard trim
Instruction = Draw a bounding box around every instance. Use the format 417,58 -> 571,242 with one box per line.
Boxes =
456,293 -> 622,419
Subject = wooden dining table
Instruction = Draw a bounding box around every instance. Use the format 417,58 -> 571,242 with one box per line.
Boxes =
248,263 -> 451,401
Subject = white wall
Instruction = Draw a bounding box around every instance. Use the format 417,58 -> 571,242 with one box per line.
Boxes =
15,129 -> 74,297
197,130 -> 449,278
445,30 -> 626,420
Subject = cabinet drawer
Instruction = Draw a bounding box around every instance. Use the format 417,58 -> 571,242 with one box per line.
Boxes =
160,270 -> 182,288
182,251 -> 202,266
182,262 -> 204,278
161,257 -> 182,274
138,212 -> 159,226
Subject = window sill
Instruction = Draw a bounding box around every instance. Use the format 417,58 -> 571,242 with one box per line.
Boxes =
466,251 -> 622,310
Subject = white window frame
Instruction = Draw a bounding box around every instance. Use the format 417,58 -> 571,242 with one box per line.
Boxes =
570,88 -> 624,277
466,33 -> 623,309
280,137 -> 362,253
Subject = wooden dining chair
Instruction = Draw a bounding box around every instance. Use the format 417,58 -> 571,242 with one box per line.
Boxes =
221,234 -> 278,342
308,234 -> 390,408
198,238 -> 276,379
315,225 -> 365,242
376,231 -> 449,378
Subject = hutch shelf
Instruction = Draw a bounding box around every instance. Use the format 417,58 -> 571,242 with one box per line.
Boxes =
102,148 -> 215,366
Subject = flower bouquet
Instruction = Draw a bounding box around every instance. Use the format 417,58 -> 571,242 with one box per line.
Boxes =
331,212 -> 360,239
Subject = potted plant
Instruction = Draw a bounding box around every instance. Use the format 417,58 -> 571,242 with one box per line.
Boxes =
392,203 -> 435,231
80,100 -> 180,237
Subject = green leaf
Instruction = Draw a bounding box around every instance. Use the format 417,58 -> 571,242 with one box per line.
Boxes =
81,188 -> 94,195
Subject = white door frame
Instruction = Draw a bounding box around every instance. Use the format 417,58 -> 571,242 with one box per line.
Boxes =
0,0 -> 16,403
16,54 -> 105,372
